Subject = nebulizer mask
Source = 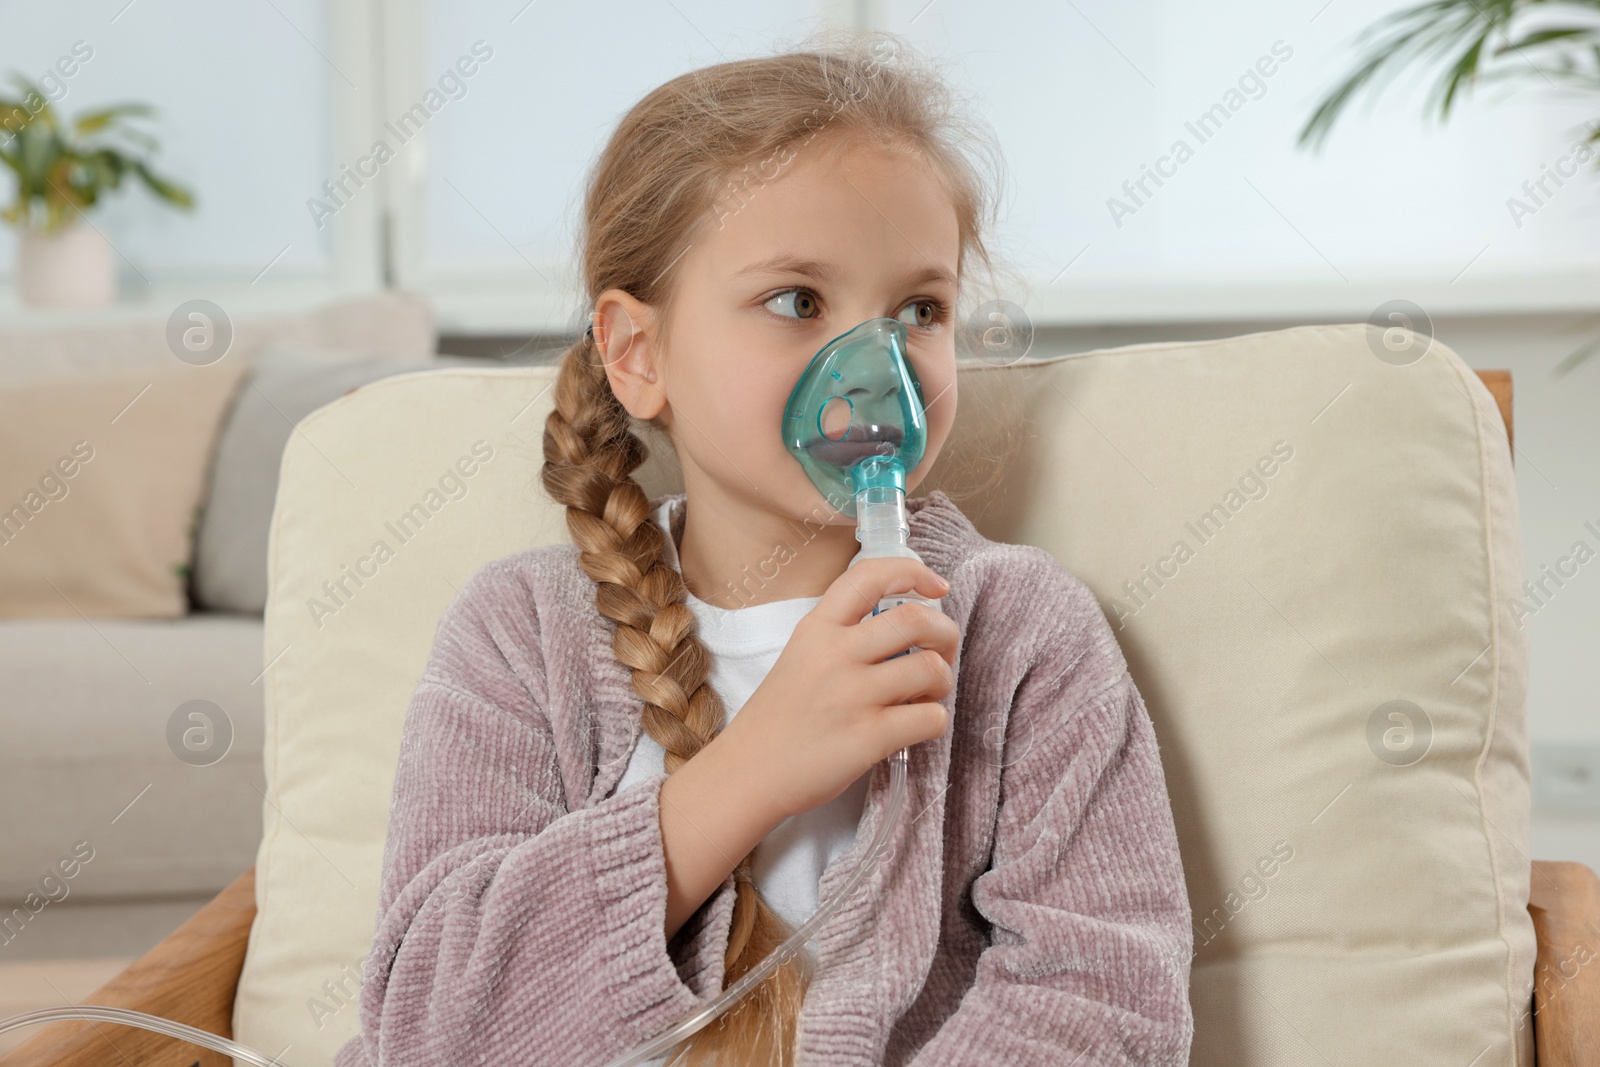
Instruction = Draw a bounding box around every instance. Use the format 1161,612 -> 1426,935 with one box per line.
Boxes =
603,317 -> 941,1067
0,320 -> 940,1067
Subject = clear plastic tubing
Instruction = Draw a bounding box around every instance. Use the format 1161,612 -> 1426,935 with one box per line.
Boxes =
0,1004 -> 294,1066
601,751 -> 908,1067
604,482 -> 936,1067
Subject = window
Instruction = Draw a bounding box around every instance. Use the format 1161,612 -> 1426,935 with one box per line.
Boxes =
5,0 -> 1595,329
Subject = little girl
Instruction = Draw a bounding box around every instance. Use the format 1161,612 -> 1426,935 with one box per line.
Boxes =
336,29 -> 1193,1067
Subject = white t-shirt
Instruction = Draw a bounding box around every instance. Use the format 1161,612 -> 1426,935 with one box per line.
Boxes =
613,498 -> 872,953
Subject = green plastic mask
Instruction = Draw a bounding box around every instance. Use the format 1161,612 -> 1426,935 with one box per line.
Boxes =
781,317 -> 928,518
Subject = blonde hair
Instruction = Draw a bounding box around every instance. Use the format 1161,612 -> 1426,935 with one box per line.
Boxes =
540,26 -> 1004,1066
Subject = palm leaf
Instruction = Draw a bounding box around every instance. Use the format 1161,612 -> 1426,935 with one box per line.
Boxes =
1501,27 -> 1600,51
1432,30 -> 1488,118
1298,0 -> 1535,149
1553,331 -> 1600,376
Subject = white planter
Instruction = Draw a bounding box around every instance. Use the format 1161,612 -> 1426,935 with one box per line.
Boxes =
16,223 -> 116,309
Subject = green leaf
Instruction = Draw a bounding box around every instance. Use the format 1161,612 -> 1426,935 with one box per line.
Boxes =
1499,26 -> 1599,53
98,123 -> 159,154
1296,2 -> 1464,149
16,124 -> 60,186
1553,331 -> 1600,377
84,152 -> 124,196
132,160 -> 194,209
73,103 -> 155,135
0,103 -> 34,137
1297,0 -> 1541,149
5,75 -> 56,132
1434,31 -> 1489,119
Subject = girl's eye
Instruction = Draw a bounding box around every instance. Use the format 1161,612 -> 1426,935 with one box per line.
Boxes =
897,298 -> 947,330
764,288 -> 821,320
762,289 -> 949,328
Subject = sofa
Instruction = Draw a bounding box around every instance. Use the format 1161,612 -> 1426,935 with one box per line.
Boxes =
0,293 -> 493,950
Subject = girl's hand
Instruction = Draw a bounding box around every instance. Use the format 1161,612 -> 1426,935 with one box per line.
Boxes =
719,557 -> 959,821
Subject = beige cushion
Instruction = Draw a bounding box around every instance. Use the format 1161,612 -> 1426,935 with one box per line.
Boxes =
235,324 -> 1532,1067
0,358 -> 250,618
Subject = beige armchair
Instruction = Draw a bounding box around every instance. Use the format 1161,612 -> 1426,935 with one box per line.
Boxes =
4,329 -> 1590,1067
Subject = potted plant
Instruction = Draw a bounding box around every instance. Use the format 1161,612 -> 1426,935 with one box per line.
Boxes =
0,75 -> 193,309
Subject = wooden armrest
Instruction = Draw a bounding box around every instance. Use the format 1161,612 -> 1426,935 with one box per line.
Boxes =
0,867 -> 256,1067
1474,368 -> 1513,460
1529,860 -> 1600,1067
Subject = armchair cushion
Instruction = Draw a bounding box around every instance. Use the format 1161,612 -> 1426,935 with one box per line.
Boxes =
234,324 -> 1532,1066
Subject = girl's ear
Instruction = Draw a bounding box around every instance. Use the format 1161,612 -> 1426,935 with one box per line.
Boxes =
591,290 -> 666,421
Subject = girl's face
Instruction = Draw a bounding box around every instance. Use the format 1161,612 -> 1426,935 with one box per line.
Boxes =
599,133 -> 961,529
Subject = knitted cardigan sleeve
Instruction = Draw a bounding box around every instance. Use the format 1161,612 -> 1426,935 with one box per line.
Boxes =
905,545 -> 1195,1066
333,559 -> 737,1067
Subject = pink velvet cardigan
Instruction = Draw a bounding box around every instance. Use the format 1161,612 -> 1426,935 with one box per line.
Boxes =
334,489 -> 1194,1066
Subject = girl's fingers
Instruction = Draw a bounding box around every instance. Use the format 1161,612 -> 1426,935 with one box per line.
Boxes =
871,700 -> 951,757
854,600 -> 958,666
813,557 -> 950,626
864,647 -> 955,707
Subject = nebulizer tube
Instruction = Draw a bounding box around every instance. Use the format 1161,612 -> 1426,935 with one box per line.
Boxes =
604,318 -> 938,1067
0,1004 -> 294,1065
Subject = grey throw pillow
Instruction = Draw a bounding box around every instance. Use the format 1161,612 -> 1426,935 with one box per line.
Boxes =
192,345 -> 498,614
